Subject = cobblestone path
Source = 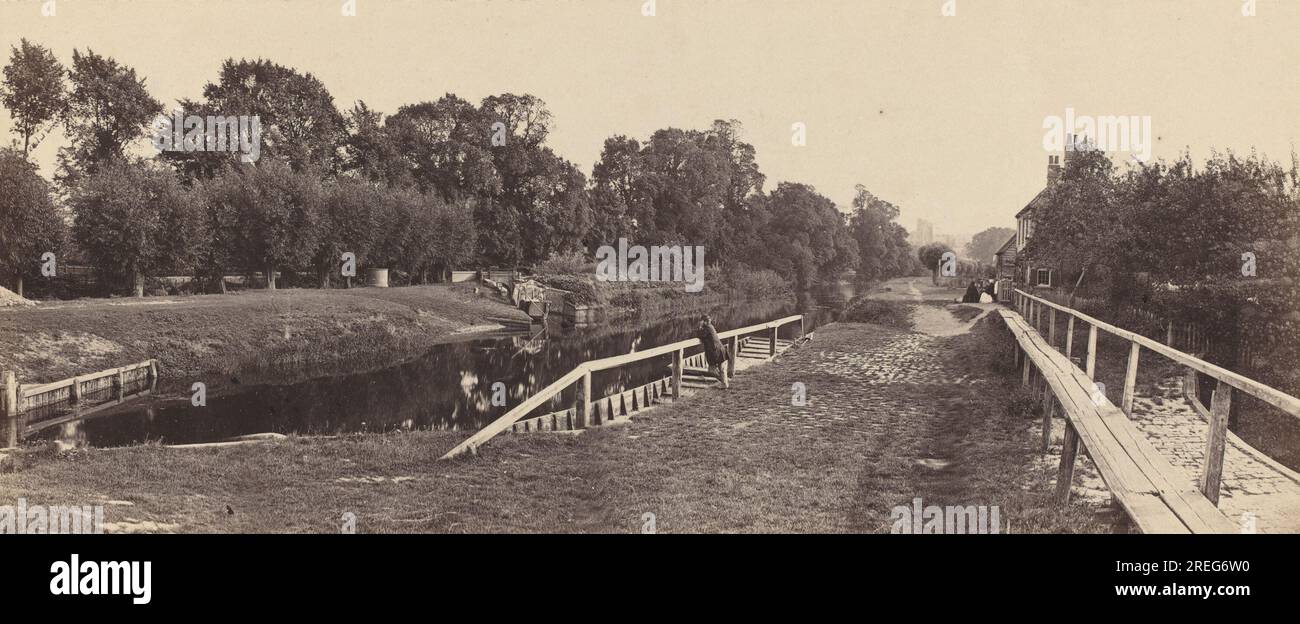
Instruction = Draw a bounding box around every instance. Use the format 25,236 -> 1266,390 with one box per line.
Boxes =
609,307 -> 1103,533
1131,377 -> 1300,533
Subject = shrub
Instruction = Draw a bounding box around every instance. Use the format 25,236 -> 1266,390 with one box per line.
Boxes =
535,250 -> 593,276
841,297 -> 914,330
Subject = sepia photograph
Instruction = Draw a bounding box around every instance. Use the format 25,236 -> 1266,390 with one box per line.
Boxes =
1,0 -> 1297,606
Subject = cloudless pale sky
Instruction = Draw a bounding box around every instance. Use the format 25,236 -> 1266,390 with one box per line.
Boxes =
3,0 -> 1298,244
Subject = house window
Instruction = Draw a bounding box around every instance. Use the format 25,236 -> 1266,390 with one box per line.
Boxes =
1035,268 -> 1052,286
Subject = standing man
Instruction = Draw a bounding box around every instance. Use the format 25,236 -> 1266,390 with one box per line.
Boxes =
697,315 -> 730,389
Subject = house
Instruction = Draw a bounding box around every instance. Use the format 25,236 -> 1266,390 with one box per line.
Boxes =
992,234 -> 1017,302
1013,133 -> 1091,291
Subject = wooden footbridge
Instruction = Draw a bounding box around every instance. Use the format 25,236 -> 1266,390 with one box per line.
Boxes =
440,315 -> 803,459
1006,289 -> 1300,533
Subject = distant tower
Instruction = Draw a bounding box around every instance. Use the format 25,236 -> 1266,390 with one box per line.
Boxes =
915,218 -> 934,246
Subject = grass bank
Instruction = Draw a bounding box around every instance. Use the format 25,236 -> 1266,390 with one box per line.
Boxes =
0,283 -> 530,388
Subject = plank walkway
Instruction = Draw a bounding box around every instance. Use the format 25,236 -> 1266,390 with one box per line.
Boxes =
1000,308 -> 1235,533
1131,376 -> 1300,533
1003,304 -> 1300,533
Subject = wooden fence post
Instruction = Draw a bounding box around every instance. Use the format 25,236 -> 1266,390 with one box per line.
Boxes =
1200,381 -> 1232,505
577,370 -> 592,428
1085,325 -> 1098,380
769,327 -> 778,357
1022,354 -> 1031,386
115,367 -> 125,402
1048,308 -> 1057,347
1041,388 -> 1055,454
1065,316 -> 1075,359
1184,367 -> 1199,406
3,371 -> 17,448
1121,342 -> 1141,417
728,336 -> 739,378
1166,321 -> 1174,346
672,349 -> 683,400
1056,422 -> 1080,504
70,376 -> 83,406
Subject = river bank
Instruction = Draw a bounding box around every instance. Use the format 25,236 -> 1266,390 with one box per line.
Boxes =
0,284 -> 532,388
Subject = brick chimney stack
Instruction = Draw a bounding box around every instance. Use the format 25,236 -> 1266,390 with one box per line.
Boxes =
1047,155 -> 1061,185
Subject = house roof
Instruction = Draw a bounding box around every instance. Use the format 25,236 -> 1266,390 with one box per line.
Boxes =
994,234 -> 1017,256
1014,187 -> 1050,219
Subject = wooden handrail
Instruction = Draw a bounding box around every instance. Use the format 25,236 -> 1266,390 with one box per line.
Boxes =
583,315 -> 803,372
440,315 -> 804,459
1013,289 -> 1300,419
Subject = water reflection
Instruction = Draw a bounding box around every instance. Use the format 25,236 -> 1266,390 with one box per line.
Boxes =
38,292 -> 852,448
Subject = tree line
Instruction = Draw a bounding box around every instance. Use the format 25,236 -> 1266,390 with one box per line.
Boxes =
0,39 -> 920,298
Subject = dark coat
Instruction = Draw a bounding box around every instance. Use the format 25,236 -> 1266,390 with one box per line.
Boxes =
962,282 -> 980,303
697,324 -> 728,366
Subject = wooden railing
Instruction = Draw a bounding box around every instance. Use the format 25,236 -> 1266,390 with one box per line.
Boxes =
1012,289 -> 1300,504
2,360 -> 159,447
440,315 -> 804,459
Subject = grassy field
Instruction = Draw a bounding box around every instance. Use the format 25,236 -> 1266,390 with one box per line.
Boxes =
0,284 -> 531,388
0,314 -> 1118,533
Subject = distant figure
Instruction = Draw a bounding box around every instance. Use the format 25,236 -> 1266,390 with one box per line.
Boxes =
696,315 -> 730,389
962,281 -> 980,303
981,279 -> 995,303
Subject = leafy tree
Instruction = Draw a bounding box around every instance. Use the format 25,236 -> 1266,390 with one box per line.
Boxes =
747,182 -> 859,291
588,121 -> 767,268
168,59 -> 345,176
917,242 -> 953,285
1021,148 -> 1120,297
0,147 -> 66,296
341,101 -> 409,187
850,185 -> 913,281
1,39 -> 65,158
429,196 -> 479,279
480,94 -> 589,266
313,176 -> 380,287
69,158 -> 203,296
370,186 -> 476,283
386,95 -> 499,200
58,49 -> 162,185
205,161 -> 322,289
964,226 -> 1016,266
587,135 -> 648,247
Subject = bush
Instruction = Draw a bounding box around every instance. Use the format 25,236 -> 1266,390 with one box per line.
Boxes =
841,297 -> 914,330
535,250 -> 593,276
709,264 -> 792,300
1004,388 -> 1039,419
535,273 -> 602,305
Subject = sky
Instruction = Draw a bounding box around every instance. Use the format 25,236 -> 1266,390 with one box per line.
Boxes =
3,0 -> 1299,246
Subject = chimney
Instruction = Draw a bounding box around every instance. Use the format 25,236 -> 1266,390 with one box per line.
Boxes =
1047,155 -> 1061,185
1063,132 -> 1091,165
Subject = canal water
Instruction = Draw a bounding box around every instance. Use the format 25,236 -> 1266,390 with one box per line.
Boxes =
39,284 -> 858,447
